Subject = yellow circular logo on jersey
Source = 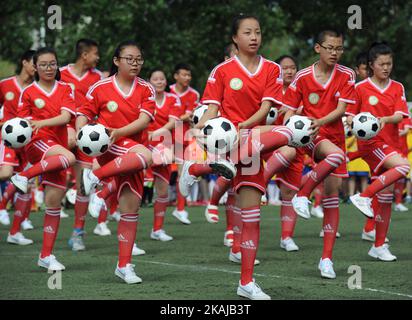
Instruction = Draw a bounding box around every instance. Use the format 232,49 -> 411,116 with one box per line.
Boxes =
69,83 -> 76,92
230,78 -> 243,91
107,101 -> 118,112
5,92 -> 14,101
34,98 -> 45,109
369,95 -> 379,106
309,93 -> 320,104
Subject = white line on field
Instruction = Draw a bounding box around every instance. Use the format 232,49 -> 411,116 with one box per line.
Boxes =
139,259 -> 412,299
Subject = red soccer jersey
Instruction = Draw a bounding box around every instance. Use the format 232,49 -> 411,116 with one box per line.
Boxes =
60,65 -> 103,108
283,63 -> 356,146
346,78 -> 409,147
0,76 -> 24,121
78,75 -> 156,143
202,55 -> 283,128
18,81 -> 76,147
169,84 -> 199,133
398,118 -> 412,156
149,92 -> 182,132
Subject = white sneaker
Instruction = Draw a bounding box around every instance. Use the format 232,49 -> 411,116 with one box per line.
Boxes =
10,174 -> 29,194
280,237 -> 299,252
80,168 -> 99,196
114,263 -> 142,284
132,243 -> 146,256
109,211 -> 121,222
292,195 -> 311,219
319,230 -> 341,238
0,209 -> 10,225
350,193 -> 374,218
68,231 -> 86,251
88,193 -> 106,218
229,249 -> 260,265
209,159 -> 237,180
21,219 -> 34,230
66,188 -> 77,205
172,209 -> 191,225
150,229 -> 173,241
34,189 -> 44,205
205,204 -> 219,224
7,232 -> 33,245
223,230 -> 234,247
318,258 -> 336,279
178,161 -> 197,197
93,222 -> 111,236
60,209 -> 69,218
311,206 -> 324,218
394,203 -> 408,212
237,279 -> 271,300
38,254 -> 65,271
361,229 -> 389,243
368,244 -> 397,261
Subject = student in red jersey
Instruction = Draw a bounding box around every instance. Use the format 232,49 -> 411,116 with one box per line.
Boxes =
283,30 -> 356,279
180,14 -> 295,300
77,41 -> 155,284
60,39 -> 103,251
147,69 -> 183,241
204,44 -> 240,248
10,47 -> 77,271
170,63 -> 200,225
347,43 -> 410,261
265,55 -> 301,252
393,118 -> 412,212
0,50 -> 35,235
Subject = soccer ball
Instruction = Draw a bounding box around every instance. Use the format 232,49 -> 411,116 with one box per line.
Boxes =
1,117 -> 32,149
201,117 -> 238,154
192,105 -> 208,125
351,112 -> 380,140
285,115 -> 313,147
77,123 -> 110,157
266,107 -> 278,125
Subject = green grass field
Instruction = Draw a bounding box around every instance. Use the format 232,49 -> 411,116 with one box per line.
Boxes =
0,203 -> 411,300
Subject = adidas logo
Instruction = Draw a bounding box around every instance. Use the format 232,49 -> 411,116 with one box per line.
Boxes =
281,215 -> 294,222
379,176 -> 386,185
156,211 -> 165,217
123,141 -> 129,146
5,154 -> 11,158
44,226 -> 55,234
323,224 -> 334,233
41,160 -> 49,170
118,233 -> 128,242
251,139 -> 264,153
232,226 -> 240,233
375,215 -> 384,223
240,240 -> 256,250
114,158 -> 122,168
310,171 -> 318,182
15,210 -> 22,217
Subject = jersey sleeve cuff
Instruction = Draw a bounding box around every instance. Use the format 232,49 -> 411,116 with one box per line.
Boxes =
338,98 -> 356,104
61,107 -> 76,116
282,103 -> 298,111
76,112 -> 92,121
395,111 -> 410,118
202,100 -> 221,107
262,97 -> 282,106
141,108 -> 155,121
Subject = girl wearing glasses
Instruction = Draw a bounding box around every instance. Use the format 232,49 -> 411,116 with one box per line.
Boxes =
77,40 -> 155,284
10,47 -> 77,271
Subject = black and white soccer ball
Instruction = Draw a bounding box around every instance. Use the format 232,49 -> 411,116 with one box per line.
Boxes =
285,115 -> 313,147
77,123 -> 110,157
351,112 -> 380,140
192,105 -> 208,125
1,117 -> 32,149
266,107 -> 278,125
201,117 -> 238,154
